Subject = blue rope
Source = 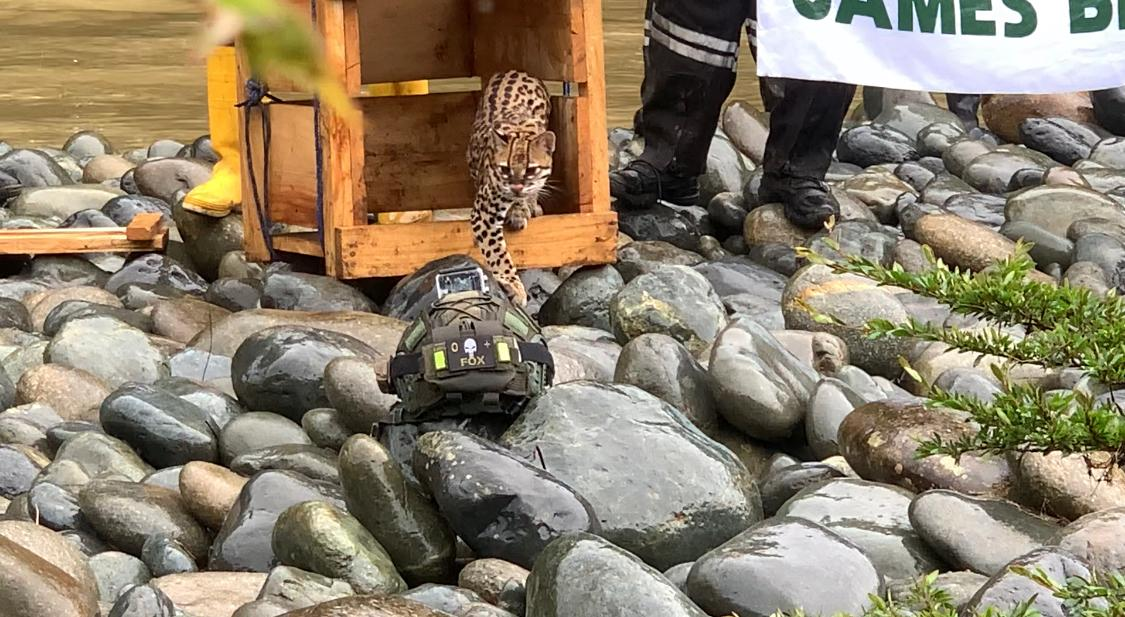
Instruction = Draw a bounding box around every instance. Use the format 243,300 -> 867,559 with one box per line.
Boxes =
311,0 -> 326,249
238,78 -> 281,261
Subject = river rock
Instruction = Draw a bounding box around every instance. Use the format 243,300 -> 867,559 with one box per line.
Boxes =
99,383 -> 217,468
707,192 -> 749,234
842,170 -> 917,220
79,479 -> 209,561
157,376 -> 242,429
0,534 -> 99,617
876,103 -> 965,141
609,265 -> 726,354
65,131 -> 112,163
686,517 -> 883,617
231,445 -> 339,483
178,461 -> 246,531
614,240 -> 704,281
963,150 -> 1051,194
150,298 -> 232,344
11,186 -> 120,220
806,376 -> 884,459
53,431 -> 154,482
89,551 -> 151,603
501,381 -> 762,570
699,132 -> 754,205
837,124 -> 918,167
133,158 -> 210,204
1019,117 -> 1108,165
526,533 -> 709,617
1090,136 -> 1125,169
782,264 -> 914,378
722,101 -> 769,164
743,203 -> 816,248
838,400 -> 1014,498
260,271 -> 375,313
919,172 -> 975,208
909,489 -> 1059,575
107,583 -> 175,617
42,300 -> 153,337
1051,507 -> 1125,573
896,161 -> 937,191
707,317 -> 817,441
238,566 -> 354,617
0,149 -> 74,187
982,93 -> 1096,143
887,571 -> 988,610
414,430 -> 600,569
779,479 -> 944,581
322,357 -> 397,433
1000,221 -> 1074,268
538,265 -> 623,332
101,195 -> 171,227
232,326 -> 378,423
151,572 -> 267,617
458,559 -> 528,612
208,470 -> 345,572
25,285 -> 121,331
0,297 -> 32,331
169,200 -> 244,280
219,412 -> 312,464
189,308 -> 405,361
82,155 -> 134,184
272,500 -> 405,595
617,203 -> 702,251
963,548 -> 1093,617
0,445 -> 44,497
1011,451 -> 1125,520
758,462 -> 846,516
1006,185 -> 1125,237
300,409 -> 350,450
338,434 -> 454,585
142,535 -> 199,577
15,364 -> 107,423
913,213 -> 1017,272
105,254 -> 207,296
277,595 -> 460,617
614,333 -> 718,431
543,325 -> 621,384
917,122 -> 968,157
206,278 -> 263,312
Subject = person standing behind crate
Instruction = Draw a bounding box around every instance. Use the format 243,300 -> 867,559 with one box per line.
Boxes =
610,0 -> 857,230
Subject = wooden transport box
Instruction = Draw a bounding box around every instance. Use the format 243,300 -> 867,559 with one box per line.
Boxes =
237,0 -> 618,279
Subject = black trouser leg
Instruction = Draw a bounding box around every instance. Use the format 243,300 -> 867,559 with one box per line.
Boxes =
635,0 -> 750,177
744,6 -> 856,181
946,93 -> 981,130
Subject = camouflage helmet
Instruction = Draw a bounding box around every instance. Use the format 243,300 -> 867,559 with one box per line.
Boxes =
386,289 -> 554,423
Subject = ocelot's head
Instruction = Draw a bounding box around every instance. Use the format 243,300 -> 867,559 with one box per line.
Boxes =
490,122 -> 556,198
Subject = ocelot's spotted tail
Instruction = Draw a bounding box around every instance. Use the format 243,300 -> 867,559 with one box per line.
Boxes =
467,70 -> 555,307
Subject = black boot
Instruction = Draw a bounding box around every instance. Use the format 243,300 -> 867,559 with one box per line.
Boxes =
759,172 -> 840,230
609,160 -> 700,209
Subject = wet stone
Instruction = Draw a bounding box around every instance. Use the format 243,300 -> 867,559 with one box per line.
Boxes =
963,548 -> 1094,617
272,500 -> 406,595
338,434 -> 455,586
26,482 -> 90,533
105,254 -> 207,296
458,558 -> 529,614
413,430 -> 600,569
79,479 -> 209,562
206,278 -> 264,312
1051,508 -> 1125,574
617,203 -> 702,251
0,444 -> 48,498
230,444 -> 340,484
837,124 -> 919,168
502,382 -> 762,571
526,533 -> 709,617
45,316 -> 167,389
99,382 -> 218,468
609,265 -> 726,355
614,333 -> 718,432
909,489 -> 1059,576
686,518 -> 883,617
538,265 -> 623,332
219,412 -> 312,465
777,479 -> 945,582
261,271 -> 375,313
88,551 -> 151,604
758,463 -> 845,516
301,408 -> 351,450
52,431 -> 153,482
107,584 -> 176,617
614,240 -> 704,282
141,535 -> 199,577
232,326 -> 379,423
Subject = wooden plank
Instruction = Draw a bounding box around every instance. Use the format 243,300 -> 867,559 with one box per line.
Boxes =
575,0 -> 610,213
335,212 -> 617,278
259,103 -> 319,228
124,213 -> 164,240
545,95 -> 581,215
236,47 -> 273,262
273,233 -> 325,257
361,92 -> 475,213
356,0 -> 471,84
0,227 -> 167,255
471,0 -> 580,82
319,0 -> 367,278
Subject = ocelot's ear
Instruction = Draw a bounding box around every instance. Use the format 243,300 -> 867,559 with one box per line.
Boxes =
534,131 -> 557,155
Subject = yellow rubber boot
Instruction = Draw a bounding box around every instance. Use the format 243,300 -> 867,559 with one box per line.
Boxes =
183,46 -> 241,218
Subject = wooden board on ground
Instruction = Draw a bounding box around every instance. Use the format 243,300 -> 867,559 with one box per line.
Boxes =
0,213 -> 167,255
335,212 -> 617,278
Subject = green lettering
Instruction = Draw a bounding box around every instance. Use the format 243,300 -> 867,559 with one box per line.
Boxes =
836,0 -> 893,28
960,0 -> 997,35
793,0 -> 833,19
1002,0 -> 1037,37
898,0 -> 956,33
1070,0 -> 1112,32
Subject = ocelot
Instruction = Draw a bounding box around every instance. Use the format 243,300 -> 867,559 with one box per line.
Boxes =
466,70 -> 556,308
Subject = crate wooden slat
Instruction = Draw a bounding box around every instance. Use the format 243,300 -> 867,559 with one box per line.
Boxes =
0,213 -> 167,255
237,0 -> 615,280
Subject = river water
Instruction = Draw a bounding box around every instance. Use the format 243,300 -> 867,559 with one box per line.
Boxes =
0,0 -> 766,147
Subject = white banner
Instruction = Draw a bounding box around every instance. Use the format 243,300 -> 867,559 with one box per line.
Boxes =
757,0 -> 1125,94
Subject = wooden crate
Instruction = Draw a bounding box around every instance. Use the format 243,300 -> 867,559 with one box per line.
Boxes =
237,0 -> 616,279
0,213 -> 167,256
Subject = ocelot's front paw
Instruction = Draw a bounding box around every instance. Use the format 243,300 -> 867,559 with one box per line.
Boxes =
498,275 -> 528,308
505,202 -> 532,231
